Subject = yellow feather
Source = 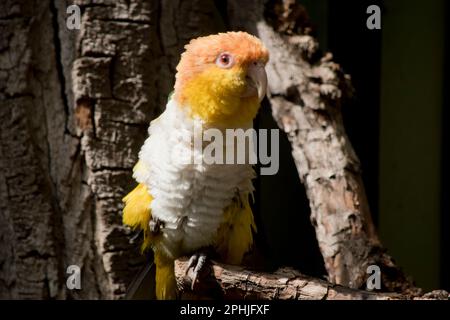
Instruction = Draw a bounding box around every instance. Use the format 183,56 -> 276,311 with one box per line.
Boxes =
123,163 -> 177,299
216,193 -> 256,265
154,251 -> 177,300
122,182 -> 153,251
180,67 -> 260,127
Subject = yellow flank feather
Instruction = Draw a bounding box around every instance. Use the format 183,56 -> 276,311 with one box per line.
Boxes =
122,182 -> 153,251
123,162 -> 177,299
154,251 -> 177,300
180,67 -> 260,127
216,193 -> 256,265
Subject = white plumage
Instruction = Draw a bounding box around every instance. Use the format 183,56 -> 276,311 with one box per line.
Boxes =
133,99 -> 255,259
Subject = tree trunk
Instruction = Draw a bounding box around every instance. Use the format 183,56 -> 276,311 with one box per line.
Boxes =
0,0 -> 424,299
0,0 -> 227,299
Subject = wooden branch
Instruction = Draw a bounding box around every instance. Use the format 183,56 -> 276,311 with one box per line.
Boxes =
175,258 -> 449,300
227,0 -> 417,293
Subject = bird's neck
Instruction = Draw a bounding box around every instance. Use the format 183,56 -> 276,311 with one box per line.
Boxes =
174,72 -> 260,128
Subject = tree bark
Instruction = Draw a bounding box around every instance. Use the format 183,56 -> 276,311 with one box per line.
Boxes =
0,0 -> 226,299
0,0 -> 74,299
175,259 -> 448,300
0,0 -> 430,299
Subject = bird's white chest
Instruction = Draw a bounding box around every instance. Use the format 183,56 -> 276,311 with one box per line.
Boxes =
134,100 -> 254,258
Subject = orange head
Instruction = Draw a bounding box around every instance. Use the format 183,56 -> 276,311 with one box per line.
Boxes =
174,31 -> 269,127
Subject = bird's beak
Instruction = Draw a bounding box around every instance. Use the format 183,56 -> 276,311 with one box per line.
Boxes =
242,62 -> 268,102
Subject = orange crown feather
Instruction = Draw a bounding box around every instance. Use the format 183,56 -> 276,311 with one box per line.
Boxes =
174,32 -> 269,102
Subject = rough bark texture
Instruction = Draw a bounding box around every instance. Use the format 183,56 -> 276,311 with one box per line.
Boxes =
176,259 -> 449,300
0,0 -> 73,299
0,0 -> 431,299
0,0 -> 226,299
70,0 -> 226,299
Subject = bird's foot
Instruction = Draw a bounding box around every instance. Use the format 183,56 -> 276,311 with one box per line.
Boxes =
185,249 -> 210,290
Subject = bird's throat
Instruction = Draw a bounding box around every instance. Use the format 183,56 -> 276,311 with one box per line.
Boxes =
175,69 -> 260,127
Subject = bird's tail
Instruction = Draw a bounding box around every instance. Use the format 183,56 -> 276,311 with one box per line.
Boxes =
154,251 -> 177,300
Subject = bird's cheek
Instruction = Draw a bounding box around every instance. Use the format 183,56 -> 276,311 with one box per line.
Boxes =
214,72 -> 247,97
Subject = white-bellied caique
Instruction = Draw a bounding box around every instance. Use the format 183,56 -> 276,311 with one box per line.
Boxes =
122,31 -> 269,299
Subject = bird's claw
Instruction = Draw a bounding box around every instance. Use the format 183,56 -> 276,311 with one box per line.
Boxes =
185,251 -> 208,291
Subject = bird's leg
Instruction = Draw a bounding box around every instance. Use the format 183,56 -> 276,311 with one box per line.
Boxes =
149,217 -> 164,235
185,248 -> 213,290
129,230 -> 143,243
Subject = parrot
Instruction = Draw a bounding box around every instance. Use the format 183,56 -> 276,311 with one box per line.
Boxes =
122,31 -> 269,300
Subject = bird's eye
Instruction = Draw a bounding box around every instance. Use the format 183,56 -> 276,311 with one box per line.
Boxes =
216,52 -> 234,69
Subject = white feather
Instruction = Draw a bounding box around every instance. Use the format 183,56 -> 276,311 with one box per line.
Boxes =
134,99 -> 255,259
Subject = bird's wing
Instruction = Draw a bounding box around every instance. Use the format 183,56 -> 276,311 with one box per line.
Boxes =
122,162 -> 154,251
215,191 -> 257,265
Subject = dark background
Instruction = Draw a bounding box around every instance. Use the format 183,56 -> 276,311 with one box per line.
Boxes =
255,0 -> 448,291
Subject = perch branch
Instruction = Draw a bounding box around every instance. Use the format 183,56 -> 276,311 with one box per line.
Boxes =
175,258 -> 448,300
